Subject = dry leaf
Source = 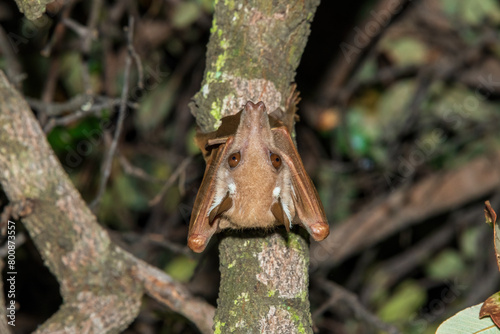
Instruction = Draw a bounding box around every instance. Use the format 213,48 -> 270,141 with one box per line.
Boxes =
485,200 -> 497,226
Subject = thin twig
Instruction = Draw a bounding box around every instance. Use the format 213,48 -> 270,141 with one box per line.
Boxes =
28,95 -> 92,116
129,39 -> 144,90
379,210 -> 475,287
29,95 -> 112,116
41,0 -> 76,56
149,156 -> 193,206
80,0 -> 103,94
83,0 -> 103,53
90,16 -> 135,209
317,0 -> 412,104
145,233 -> 194,258
0,26 -> 24,87
42,98 -> 124,133
109,230 -> 194,259
178,166 -> 187,196
130,254 -> 215,334
337,64 -> 418,106
37,58 -> 62,127
118,153 -> 163,182
63,18 -> 98,39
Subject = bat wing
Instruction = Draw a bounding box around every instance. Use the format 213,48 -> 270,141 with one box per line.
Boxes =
188,137 -> 234,252
272,126 -> 329,241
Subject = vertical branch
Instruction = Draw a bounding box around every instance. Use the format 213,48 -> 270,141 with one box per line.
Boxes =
190,0 -> 320,131
190,0 -> 320,332
91,16 -> 134,208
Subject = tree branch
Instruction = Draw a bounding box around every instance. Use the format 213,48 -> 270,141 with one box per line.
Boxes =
190,0 -> 321,332
0,70 -> 214,333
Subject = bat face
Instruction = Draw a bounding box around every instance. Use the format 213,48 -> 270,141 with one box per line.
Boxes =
209,102 -> 295,229
188,100 -> 329,253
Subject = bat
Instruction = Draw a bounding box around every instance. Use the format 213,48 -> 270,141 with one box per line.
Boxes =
188,94 -> 329,253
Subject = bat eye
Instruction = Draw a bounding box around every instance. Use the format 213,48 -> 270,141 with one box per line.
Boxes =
270,153 -> 282,169
228,152 -> 241,168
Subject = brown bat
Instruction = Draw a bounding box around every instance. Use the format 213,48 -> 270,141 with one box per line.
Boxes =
188,99 -> 329,253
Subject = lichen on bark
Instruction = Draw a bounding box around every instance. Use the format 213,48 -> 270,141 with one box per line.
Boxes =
215,230 -> 313,333
14,0 -> 54,21
0,70 -> 216,333
190,0 -> 320,132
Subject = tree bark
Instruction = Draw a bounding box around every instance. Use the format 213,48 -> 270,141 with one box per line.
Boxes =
216,230 -> 313,333
14,0 -> 54,21
0,70 -> 215,333
189,0 -> 321,332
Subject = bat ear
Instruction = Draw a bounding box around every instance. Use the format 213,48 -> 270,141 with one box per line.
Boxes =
188,137 -> 234,252
272,126 -> 329,241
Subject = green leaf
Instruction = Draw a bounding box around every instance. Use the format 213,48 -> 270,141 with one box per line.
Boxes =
377,280 -> 427,323
354,59 -> 377,82
164,256 -> 197,282
60,53 -> 84,96
440,0 -> 500,25
377,80 -> 415,135
172,1 -> 202,29
114,174 -> 148,210
135,80 -> 177,133
198,0 -> 215,13
186,126 -> 200,155
47,127 -> 73,152
436,303 -> 500,333
344,106 -> 377,155
381,38 -> 428,66
460,226 -> 480,260
425,249 -> 466,280
434,84 -> 497,131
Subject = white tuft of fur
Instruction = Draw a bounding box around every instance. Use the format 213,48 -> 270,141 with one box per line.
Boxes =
207,177 -> 235,217
228,182 -> 236,195
208,193 -> 224,217
273,187 -> 281,199
282,201 -> 293,229
290,184 -> 297,200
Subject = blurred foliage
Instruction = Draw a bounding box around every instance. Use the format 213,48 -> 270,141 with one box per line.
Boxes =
377,280 -> 427,324
437,202 -> 500,331
2,0 -> 500,333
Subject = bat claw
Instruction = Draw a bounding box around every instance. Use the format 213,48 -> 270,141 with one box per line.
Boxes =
309,222 -> 329,241
188,235 -> 208,253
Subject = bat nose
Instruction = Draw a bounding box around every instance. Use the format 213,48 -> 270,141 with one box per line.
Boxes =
244,101 -> 266,112
241,101 -> 269,132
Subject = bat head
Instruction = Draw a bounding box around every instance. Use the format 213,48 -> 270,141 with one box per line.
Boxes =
209,101 -> 295,229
